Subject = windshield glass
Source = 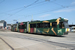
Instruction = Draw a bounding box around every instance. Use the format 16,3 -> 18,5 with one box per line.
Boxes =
63,21 -> 69,28
18,25 -> 26,29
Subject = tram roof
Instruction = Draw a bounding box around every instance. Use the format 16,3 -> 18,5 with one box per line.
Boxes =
29,17 -> 67,24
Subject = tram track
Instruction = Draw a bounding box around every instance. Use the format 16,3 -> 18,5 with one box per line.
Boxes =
0,37 -> 14,50
16,35 -> 75,50
0,32 -> 75,50
0,33 -> 75,50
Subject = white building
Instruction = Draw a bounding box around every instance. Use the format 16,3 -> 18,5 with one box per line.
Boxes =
69,25 -> 75,32
0,20 -> 7,29
70,26 -> 75,32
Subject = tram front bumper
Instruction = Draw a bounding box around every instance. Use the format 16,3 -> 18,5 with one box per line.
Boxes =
63,32 -> 68,35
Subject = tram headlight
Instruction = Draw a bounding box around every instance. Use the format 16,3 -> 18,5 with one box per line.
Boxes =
66,28 -> 70,32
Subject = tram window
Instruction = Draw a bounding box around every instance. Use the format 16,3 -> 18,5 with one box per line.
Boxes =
18,25 -> 25,29
24,24 -> 26,28
22,25 -> 24,29
37,23 -> 40,28
44,23 -> 50,28
11,26 -> 12,27
13,25 -> 16,28
18,25 -> 21,29
30,24 -> 32,28
33,24 -> 36,28
37,23 -> 44,28
52,22 -> 57,28
18,25 -> 20,28
40,23 -> 43,28
30,24 -> 36,28
59,22 -> 64,28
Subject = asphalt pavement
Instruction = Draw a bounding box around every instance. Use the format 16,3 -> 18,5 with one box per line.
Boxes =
0,30 -> 75,50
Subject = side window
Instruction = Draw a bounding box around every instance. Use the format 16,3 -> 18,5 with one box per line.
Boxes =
30,24 -> 36,28
40,23 -> 43,28
37,23 -> 40,28
33,24 -> 36,28
11,26 -> 12,27
24,24 -> 26,28
37,23 -> 44,28
59,22 -> 64,28
52,22 -> 57,28
44,23 -> 50,28
18,25 -> 20,28
22,25 -> 25,29
37,23 -> 50,28
30,24 -> 32,28
13,25 -> 16,28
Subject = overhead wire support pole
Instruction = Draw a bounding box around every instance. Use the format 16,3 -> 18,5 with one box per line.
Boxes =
31,15 -> 33,21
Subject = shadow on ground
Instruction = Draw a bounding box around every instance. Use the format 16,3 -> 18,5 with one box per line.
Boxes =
18,32 -> 66,37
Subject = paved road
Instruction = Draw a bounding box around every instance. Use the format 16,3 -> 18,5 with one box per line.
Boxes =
0,31 -> 75,50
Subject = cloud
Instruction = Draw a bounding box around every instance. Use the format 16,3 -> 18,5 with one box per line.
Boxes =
71,2 -> 75,5
39,14 -> 51,18
54,8 -> 75,13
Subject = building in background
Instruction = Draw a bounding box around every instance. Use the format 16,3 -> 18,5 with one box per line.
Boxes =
0,20 -> 7,29
69,25 -> 75,32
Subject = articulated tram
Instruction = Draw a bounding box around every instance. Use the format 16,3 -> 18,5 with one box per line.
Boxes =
11,24 -> 17,32
12,17 -> 70,36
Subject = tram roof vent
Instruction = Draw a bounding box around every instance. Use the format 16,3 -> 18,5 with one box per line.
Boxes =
64,18 -> 68,20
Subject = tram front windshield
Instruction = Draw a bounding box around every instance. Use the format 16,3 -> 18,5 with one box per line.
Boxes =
59,21 -> 69,28
19,25 -> 26,29
63,21 -> 69,28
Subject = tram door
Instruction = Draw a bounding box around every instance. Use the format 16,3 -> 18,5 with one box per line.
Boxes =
30,24 -> 36,33
50,22 -> 57,35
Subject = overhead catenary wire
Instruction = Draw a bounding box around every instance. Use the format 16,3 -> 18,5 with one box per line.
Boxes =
2,0 -> 39,19
11,0 -> 39,16
5,2 -> 75,21
0,0 -> 56,15
0,0 -> 39,14
52,2 -> 65,8
1,0 -> 75,22
6,0 -> 56,16
18,4 -> 75,18
45,0 -> 65,8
